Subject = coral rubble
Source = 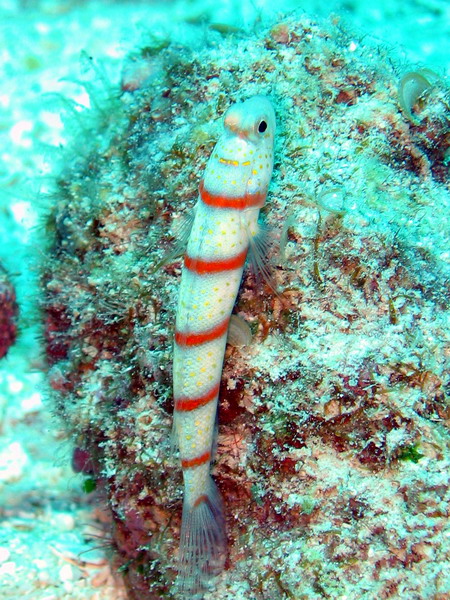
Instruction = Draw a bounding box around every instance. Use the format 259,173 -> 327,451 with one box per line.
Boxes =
41,15 -> 450,600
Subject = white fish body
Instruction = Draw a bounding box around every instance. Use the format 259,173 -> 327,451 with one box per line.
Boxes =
173,96 -> 276,595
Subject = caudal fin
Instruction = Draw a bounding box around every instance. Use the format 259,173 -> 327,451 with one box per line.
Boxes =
177,477 -> 226,597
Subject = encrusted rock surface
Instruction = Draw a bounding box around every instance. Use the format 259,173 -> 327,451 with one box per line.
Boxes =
41,15 -> 450,600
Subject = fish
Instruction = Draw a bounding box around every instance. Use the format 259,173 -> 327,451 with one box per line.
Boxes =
172,95 -> 276,595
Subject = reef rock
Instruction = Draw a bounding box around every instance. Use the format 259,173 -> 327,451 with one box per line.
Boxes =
41,15 -> 450,600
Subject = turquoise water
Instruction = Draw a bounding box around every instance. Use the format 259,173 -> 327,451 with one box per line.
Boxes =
0,2 -> 448,599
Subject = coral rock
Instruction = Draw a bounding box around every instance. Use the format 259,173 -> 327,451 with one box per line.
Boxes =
41,14 -> 450,600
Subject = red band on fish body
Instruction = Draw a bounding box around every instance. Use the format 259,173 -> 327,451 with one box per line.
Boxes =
175,382 -> 220,412
199,180 -> 266,210
184,248 -> 247,274
181,451 -> 211,469
175,317 -> 229,347
193,494 -> 208,507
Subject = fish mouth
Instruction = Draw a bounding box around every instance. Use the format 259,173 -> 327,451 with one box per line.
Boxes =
224,114 -> 251,139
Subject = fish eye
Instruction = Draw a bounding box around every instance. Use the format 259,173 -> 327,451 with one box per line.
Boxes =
257,120 -> 268,133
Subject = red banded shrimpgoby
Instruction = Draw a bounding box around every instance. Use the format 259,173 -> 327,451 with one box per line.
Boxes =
173,95 -> 276,594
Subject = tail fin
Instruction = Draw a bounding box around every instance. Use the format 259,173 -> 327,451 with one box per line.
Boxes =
177,477 -> 226,597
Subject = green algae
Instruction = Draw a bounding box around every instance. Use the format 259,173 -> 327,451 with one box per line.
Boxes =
397,444 -> 425,464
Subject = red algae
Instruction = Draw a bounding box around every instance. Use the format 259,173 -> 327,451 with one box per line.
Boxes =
0,265 -> 18,359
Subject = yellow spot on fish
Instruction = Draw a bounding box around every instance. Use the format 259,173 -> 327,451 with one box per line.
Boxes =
219,158 -> 239,166
186,434 -> 192,440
